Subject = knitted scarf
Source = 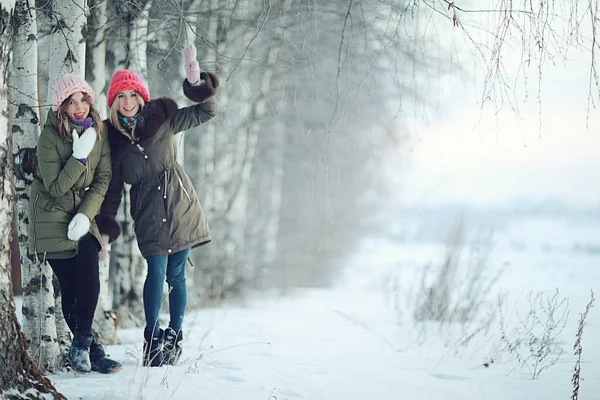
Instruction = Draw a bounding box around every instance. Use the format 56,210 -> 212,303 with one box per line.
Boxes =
69,116 -> 93,130
118,113 -> 139,133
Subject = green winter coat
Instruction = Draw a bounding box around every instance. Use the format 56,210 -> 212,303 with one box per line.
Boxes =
99,78 -> 217,258
28,111 -> 112,260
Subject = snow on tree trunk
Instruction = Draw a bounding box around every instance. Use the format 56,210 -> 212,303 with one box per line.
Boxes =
86,0 -> 108,118
11,0 -> 61,372
0,4 -> 65,398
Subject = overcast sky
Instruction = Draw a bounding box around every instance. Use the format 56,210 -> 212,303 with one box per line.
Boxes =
388,4 -> 600,209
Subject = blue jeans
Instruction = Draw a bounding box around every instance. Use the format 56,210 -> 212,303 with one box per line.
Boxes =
144,248 -> 190,336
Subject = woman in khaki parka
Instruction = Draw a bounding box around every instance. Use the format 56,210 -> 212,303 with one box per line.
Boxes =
28,73 -> 121,375
97,43 -> 218,367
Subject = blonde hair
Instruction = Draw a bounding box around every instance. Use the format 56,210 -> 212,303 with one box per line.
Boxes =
109,93 -> 145,140
55,92 -> 104,141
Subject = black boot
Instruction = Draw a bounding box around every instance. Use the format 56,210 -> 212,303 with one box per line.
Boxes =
143,328 -> 164,367
163,327 -> 183,366
69,332 -> 93,374
90,337 -> 123,374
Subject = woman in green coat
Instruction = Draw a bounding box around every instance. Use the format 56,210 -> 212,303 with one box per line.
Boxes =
98,44 -> 217,367
28,73 -> 121,375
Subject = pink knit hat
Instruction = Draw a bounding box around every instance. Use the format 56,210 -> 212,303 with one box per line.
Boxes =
107,70 -> 150,107
52,73 -> 95,112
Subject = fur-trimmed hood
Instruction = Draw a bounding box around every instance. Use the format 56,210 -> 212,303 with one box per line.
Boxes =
134,97 -> 179,141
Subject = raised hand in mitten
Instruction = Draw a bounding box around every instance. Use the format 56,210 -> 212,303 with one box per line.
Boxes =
72,127 -> 97,160
183,43 -> 201,85
67,213 -> 90,241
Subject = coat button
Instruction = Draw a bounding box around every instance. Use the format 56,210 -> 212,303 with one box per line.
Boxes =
168,249 -> 172,253
162,218 -> 167,222
157,186 -> 161,190
144,155 -> 148,159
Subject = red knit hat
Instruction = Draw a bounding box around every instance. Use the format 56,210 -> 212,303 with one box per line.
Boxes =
107,69 -> 150,107
52,73 -> 95,112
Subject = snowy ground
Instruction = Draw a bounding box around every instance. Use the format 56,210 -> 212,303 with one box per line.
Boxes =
17,212 -> 600,400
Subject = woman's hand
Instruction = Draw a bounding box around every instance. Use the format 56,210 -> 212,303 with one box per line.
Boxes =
72,127 -> 97,160
183,43 -> 201,85
67,213 -> 90,241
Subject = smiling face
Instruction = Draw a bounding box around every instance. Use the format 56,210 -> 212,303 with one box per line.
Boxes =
117,90 -> 141,117
65,92 -> 90,120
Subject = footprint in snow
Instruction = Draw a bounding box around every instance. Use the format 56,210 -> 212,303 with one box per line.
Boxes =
429,373 -> 468,381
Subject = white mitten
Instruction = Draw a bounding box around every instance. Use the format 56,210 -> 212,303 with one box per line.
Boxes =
72,127 -> 97,159
183,44 -> 201,85
67,213 -> 90,241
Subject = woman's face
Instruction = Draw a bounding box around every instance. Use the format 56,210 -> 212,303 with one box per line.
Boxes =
65,92 -> 90,120
117,90 -> 141,117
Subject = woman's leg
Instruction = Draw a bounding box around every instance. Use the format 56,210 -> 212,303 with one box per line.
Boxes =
47,258 -> 77,335
165,248 -> 191,332
72,234 -> 100,336
144,254 -> 168,336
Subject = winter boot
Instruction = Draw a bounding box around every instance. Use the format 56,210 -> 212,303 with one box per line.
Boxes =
90,337 -> 123,374
69,332 -> 93,374
163,327 -> 183,366
143,328 -> 164,367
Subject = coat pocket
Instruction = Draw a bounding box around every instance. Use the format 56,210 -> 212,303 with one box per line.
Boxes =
132,180 -> 145,219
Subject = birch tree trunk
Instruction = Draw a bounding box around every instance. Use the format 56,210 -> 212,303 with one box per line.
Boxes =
44,0 -> 87,349
108,188 -> 145,328
11,0 -> 61,372
86,0 -> 108,118
127,0 -> 152,78
45,0 -> 87,110
0,3 -> 64,397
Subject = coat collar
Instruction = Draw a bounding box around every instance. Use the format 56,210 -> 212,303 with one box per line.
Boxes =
133,97 -> 178,141
106,97 -> 179,144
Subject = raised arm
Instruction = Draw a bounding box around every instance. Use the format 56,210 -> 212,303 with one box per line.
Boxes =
168,43 -> 218,133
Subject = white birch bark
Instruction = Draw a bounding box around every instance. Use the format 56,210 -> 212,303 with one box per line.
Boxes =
127,0 -> 152,78
45,0 -> 87,111
11,0 -> 61,372
0,3 -> 63,397
108,185 -> 145,328
86,0 -> 108,118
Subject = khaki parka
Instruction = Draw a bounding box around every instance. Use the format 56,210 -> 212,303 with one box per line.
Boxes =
28,111 -> 112,260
